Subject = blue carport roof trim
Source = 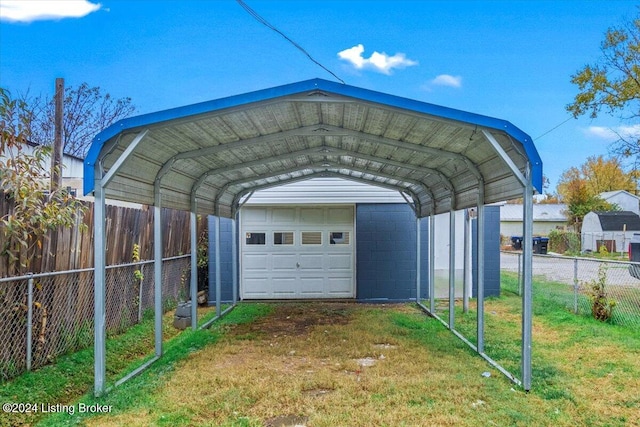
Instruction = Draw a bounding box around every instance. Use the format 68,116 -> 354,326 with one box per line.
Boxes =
84,78 -> 542,196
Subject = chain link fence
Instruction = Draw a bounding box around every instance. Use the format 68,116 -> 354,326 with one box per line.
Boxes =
501,251 -> 640,328
0,255 -> 190,383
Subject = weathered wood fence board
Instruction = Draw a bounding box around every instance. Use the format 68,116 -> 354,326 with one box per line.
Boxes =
0,197 -> 207,277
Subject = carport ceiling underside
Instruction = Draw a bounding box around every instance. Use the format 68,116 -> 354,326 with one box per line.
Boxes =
84,78 -> 542,217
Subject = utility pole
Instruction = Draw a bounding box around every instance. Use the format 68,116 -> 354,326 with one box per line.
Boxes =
51,78 -> 64,192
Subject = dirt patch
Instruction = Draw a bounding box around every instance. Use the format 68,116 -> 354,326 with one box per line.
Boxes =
227,302 -> 356,337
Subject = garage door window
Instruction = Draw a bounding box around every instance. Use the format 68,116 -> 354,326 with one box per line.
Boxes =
301,231 -> 322,245
330,231 -> 350,245
245,232 -> 266,245
274,232 -> 294,245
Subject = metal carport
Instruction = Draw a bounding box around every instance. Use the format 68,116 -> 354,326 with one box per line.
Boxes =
84,78 -> 542,396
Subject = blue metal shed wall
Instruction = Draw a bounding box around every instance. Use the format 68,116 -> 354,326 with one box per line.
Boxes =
355,204 -> 429,301
473,206 -> 501,297
207,216 -> 234,303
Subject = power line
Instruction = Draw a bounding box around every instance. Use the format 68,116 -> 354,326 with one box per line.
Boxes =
236,0 -> 345,85
534,116 -> 574,140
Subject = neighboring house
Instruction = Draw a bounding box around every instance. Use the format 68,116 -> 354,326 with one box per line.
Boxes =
209,178 -> 502,303
581,210 -> 640,253
599,190 -> 640,216
499,203 -> 567,237
1,141 -> 141,207
1,140 -> 85,197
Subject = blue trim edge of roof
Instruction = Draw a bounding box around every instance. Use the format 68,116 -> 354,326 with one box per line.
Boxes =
84,78 -> 542,196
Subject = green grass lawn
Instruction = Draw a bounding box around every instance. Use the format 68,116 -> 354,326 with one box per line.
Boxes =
1,280 -> 639,427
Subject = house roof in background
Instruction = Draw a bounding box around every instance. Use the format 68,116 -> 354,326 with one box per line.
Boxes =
599,190 -> 640,201
594,211 -> 640,231
500,203 -> 567,222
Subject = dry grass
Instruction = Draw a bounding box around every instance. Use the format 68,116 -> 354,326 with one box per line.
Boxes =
78,302 -> 640,427
32,297 -> 640,427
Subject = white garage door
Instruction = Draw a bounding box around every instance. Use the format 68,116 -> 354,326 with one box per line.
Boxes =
240,205 -> 355,299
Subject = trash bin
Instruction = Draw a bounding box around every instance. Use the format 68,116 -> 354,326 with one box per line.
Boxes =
629,234 -> 640,279
541,237 -> 549,254
533,237 -> 549,254
511,236 -> 522,250
532,237 -> 540,253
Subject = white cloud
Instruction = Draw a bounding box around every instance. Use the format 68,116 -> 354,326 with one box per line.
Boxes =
584,124 -> 640,141
420,74 -> 463,92
337,44 -> 418,75
0,0 -> 102,23
430,74 -> 462,88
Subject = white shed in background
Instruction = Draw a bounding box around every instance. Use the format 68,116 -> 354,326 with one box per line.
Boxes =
582,210 -> 640,253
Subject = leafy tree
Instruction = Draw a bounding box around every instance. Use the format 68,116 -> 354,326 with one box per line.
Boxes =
556,156 -> 630,231
27,83 -> 135,158
0,88 -> 87,274
581,155 -> 635,194
566,13 -> 640,164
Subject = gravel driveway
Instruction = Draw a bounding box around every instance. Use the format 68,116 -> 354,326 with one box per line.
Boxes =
501,252 -> 640,288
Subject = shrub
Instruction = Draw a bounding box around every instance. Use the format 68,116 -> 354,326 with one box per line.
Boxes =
584,264 -> 616,322
548,230 -> 580,254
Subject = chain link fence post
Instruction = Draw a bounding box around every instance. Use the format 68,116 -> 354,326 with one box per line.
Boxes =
573,257 -> 579,314
517,252 -> 522,296
26,274 -> 33,372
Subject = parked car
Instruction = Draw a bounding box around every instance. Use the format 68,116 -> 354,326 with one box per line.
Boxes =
629,234 -> 640,279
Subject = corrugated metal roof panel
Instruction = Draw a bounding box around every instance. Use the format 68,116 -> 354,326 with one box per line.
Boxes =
85,78 -> 543,218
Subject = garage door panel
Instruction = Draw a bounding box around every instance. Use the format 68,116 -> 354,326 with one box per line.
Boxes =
272,254 -> 297,270
243,277 -> 270,298
300,208 -> 324,224
272,208 -> 296,223
328,254 -> 352,270
243,254 -> 268,271
328,207 -> 353,224
243,207 -> 268,223
299,277 -> 325,294
299,254 -> 324,270
327,277 -> 353,295
271,278 -> 297,296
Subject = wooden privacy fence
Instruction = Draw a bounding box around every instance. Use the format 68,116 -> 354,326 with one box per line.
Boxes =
0,197 -> 208,277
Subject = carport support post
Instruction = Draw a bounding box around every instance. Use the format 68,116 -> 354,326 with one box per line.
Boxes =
93,173 -> 106,396
429,213 -> 436,313
463,209 -> 470,313
232,217 -> 238,304
190,208 -> 198,331
448,207 -> 456,329
522,166 -> 533,391
215,215 -> 221,317
416,217 -> 421,303
154,189 -> 163,357
477,191 -> 485,354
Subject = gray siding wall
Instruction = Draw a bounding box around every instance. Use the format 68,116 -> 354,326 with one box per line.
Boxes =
207,216 -> 234,303
247,178 -> 406,205
472,206 -> 500,297
356,204 -> 429,301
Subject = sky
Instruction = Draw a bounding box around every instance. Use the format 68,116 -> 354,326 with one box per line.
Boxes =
1,0 -> 638,193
